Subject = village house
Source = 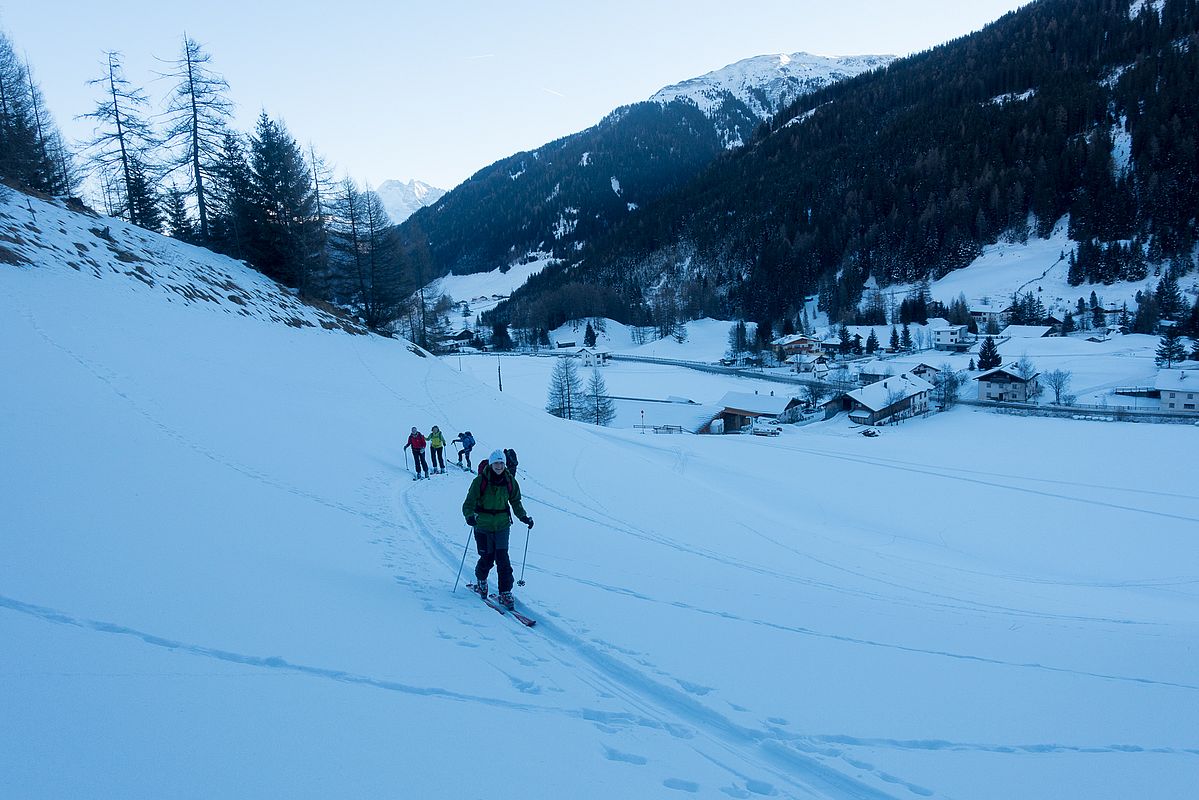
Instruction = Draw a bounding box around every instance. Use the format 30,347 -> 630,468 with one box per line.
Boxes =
974,364 -> 1041,402
970,304 -> 1008,333
555,340 -> 576,349
1156,369 -> 1198,413
716,391 -> 802,433
840,374 -> 933,426
773,333 -> 822,357
908,362 -> 942,383
576,347 -> 610,368
787,352 -> 829,375
931,324 -> 970,351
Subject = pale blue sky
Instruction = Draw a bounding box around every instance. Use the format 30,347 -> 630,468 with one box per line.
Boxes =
3,1 -> 1028,191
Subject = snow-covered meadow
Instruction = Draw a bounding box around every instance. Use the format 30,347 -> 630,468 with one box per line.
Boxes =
2,193 -> 1198,799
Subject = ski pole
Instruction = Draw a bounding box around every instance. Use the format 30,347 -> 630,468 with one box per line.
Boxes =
404,448 -> 410,474
453,526 -> 473,593
516,524 -> 531,586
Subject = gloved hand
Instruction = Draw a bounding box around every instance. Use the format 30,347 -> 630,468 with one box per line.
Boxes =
523,516 -> 534,529
466,514 -> 478,527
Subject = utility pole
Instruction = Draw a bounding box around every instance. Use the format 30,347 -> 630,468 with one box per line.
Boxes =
497,358 -> 503,392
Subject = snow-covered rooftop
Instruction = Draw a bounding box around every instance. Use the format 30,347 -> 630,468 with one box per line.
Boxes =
718,391 -> 796,416
1155,369 -> 1197,392
1000,325 -> 1053,338
846,374 -> 933,412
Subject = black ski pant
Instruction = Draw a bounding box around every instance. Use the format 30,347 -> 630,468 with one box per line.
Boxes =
430,446 -> 445,470
413,448 -> 429,476
474,526 -> 513,593
459,448 -> 472,469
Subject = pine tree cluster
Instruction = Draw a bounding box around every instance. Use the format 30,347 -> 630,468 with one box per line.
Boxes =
0,30 -> 430,334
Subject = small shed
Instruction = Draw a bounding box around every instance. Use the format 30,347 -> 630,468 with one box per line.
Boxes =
717,391 -> 801,433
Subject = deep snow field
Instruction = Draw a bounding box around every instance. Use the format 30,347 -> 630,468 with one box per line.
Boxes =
2,193 -> 1198,799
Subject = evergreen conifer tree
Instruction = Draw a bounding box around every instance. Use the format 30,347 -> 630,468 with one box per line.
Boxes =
584,321 -> 597,348
207,131 -> 254,260
978,336 -> 1002,370
889,325 -> 900,352
901,322 -> 912,350
246,112 -> 320,294
165,184 -> 194,241
491,322 -> 514,351
837,323 -> 851,356
125,154 -> 162,232
866,330 -> 879,354
1155,327 -> 1186,368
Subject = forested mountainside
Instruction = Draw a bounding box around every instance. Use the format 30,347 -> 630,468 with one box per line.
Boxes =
498,0 -> 1199,329
397,55 -> 888,279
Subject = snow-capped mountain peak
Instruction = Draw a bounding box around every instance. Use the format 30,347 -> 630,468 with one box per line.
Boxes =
650,52 -> 894,121
375,178 -> 446,224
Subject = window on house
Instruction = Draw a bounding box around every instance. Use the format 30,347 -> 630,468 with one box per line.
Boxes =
1184,403 -> 1195,410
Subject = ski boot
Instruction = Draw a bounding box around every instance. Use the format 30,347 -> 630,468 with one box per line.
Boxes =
497,591 -> 515,610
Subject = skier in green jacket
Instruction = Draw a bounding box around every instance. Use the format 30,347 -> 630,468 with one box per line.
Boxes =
428,425 -> 447,474
463,449 -> 533,609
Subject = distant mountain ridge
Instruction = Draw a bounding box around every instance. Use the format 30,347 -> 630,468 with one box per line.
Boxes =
398,51 -> 890,277
376,178 -> 445,224
497,0 -> 1199,328
650,53 -> 894,147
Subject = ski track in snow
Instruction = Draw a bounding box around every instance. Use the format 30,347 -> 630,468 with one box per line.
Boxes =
394,481 -> 924,799
390,477 -> 1198,800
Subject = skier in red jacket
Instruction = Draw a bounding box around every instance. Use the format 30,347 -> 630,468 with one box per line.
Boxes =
404,426 -> 429,479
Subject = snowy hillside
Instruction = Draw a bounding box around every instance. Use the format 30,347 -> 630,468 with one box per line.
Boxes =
431,253 -> 554,319
652,52 -> 893,121
375,177 -> 445,224
924,217 -> 1185,317
3,190 -> 1198,799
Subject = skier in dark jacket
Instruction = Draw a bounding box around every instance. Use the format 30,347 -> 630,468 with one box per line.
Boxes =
404,427 -> 429,479
463,448 -> 533,609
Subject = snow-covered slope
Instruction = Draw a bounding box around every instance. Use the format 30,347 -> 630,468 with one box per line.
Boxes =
375,177 -> 445,223
2,189 -> 1197,799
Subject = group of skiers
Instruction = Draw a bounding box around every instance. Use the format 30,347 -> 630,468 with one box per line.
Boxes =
403,427 -> 532,610
402,428 -> 478,478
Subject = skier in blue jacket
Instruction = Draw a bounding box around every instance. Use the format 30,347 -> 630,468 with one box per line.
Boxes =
452,431 -> 476,469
